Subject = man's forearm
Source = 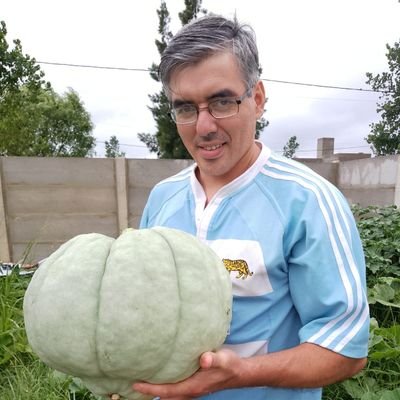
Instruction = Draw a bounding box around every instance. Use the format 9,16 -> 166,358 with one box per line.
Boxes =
238,342 -> 367,388
133,343 -> 367,398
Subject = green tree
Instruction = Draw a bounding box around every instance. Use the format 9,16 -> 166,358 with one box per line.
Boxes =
0,21 -> 46,98
105,135 -> 125,158
256,118 -> 269,139
138,1 -> 267,159
0,87 -> 95,156
0,20 -> 95,157
178,0 -> 206,24
138,1 -> 185,158
282,135 -> 300,158
366,40 -> 400,156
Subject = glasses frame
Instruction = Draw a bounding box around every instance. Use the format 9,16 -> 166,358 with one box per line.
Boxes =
169,88 -> 252,125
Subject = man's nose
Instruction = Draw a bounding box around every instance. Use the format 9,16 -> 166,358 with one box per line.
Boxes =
195,106 -> 218,135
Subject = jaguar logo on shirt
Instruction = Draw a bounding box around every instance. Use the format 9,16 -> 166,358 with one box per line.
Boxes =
223,258 -> 254,279
208,239 -> 272,296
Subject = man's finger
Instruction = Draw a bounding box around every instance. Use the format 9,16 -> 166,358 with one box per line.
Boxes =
199,351 -> 215,369
200,349 -> 234,370
133,382 -> 190,398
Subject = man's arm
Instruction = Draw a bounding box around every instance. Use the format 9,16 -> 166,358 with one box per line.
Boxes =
133,343 -> 367,398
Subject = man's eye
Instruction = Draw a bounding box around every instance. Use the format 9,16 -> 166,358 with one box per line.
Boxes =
176,105 -> 195,114
213,98 -> 235,108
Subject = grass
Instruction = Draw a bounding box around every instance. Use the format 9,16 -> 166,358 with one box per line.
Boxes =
0,356 -> 71,400
0,269 -> 30,366
0,269 -> 97,400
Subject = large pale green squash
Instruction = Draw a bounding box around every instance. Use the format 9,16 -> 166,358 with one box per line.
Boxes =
23,227 -> 232,400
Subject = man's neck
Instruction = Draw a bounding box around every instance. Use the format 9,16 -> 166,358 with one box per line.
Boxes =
196,142 -> 262,206
195,173 -> 224,207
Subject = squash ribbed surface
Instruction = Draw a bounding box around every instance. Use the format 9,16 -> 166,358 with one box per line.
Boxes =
23,227 -> 232,400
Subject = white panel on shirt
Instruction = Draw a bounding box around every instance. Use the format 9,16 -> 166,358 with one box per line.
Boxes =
207,239 -> 273,297
222,340 -> 269,357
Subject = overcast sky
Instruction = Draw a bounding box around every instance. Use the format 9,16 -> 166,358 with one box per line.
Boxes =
2,0 -> 400,158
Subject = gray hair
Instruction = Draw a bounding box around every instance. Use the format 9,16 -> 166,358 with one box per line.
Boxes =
159,14 -> 260,97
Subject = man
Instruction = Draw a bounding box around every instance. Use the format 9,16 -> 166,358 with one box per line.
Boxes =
134,14 -> 369,400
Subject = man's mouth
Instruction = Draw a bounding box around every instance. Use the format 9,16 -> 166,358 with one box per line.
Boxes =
203,144 -> 223,151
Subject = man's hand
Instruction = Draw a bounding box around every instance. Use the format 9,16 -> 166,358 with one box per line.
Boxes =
133,349 -> 243,399
133,343 -> 367,399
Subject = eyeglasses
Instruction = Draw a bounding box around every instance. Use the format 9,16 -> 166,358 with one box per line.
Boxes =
170,88 -> 252,125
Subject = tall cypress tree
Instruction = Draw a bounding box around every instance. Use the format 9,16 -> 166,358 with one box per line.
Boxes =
138,1 -> 197,159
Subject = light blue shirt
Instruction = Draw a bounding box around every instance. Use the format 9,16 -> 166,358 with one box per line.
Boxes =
140,142 -> 369,400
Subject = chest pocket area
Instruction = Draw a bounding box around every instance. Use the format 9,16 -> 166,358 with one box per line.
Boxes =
207,239 -> 273,297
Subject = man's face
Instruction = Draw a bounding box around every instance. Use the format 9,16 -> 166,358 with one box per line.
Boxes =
169,52 -> 266,186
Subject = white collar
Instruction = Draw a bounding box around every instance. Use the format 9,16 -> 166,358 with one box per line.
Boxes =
190,141 -> 272,205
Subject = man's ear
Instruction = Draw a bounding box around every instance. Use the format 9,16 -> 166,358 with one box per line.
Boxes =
253,80 -> 266,119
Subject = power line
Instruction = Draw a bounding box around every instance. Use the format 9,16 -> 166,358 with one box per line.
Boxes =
37,60 -> 393,94
261,78 -> 386,93
38,61 -> 149,73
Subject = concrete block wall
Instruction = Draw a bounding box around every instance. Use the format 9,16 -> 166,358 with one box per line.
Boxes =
338,155 -> 400,207
294,158 -> 338,185
1,157 -> 118,263
126,158 -> 193,228
0,157 -> 192,263
0,154 -> 399,263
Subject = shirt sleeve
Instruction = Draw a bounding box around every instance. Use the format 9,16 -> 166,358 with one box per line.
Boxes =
286,184 -> 369,358
139,201 -> 150,229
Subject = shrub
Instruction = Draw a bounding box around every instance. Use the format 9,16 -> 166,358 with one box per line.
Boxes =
324,205 -> 400,399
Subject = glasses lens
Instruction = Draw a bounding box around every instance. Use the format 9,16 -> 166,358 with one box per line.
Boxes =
209,98 -> 238,118
173,104 -> 197,123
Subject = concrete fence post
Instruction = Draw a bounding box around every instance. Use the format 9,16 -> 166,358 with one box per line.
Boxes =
115,157 -> 129,234
395,155 -> 400,207
0,159 -> 11,262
